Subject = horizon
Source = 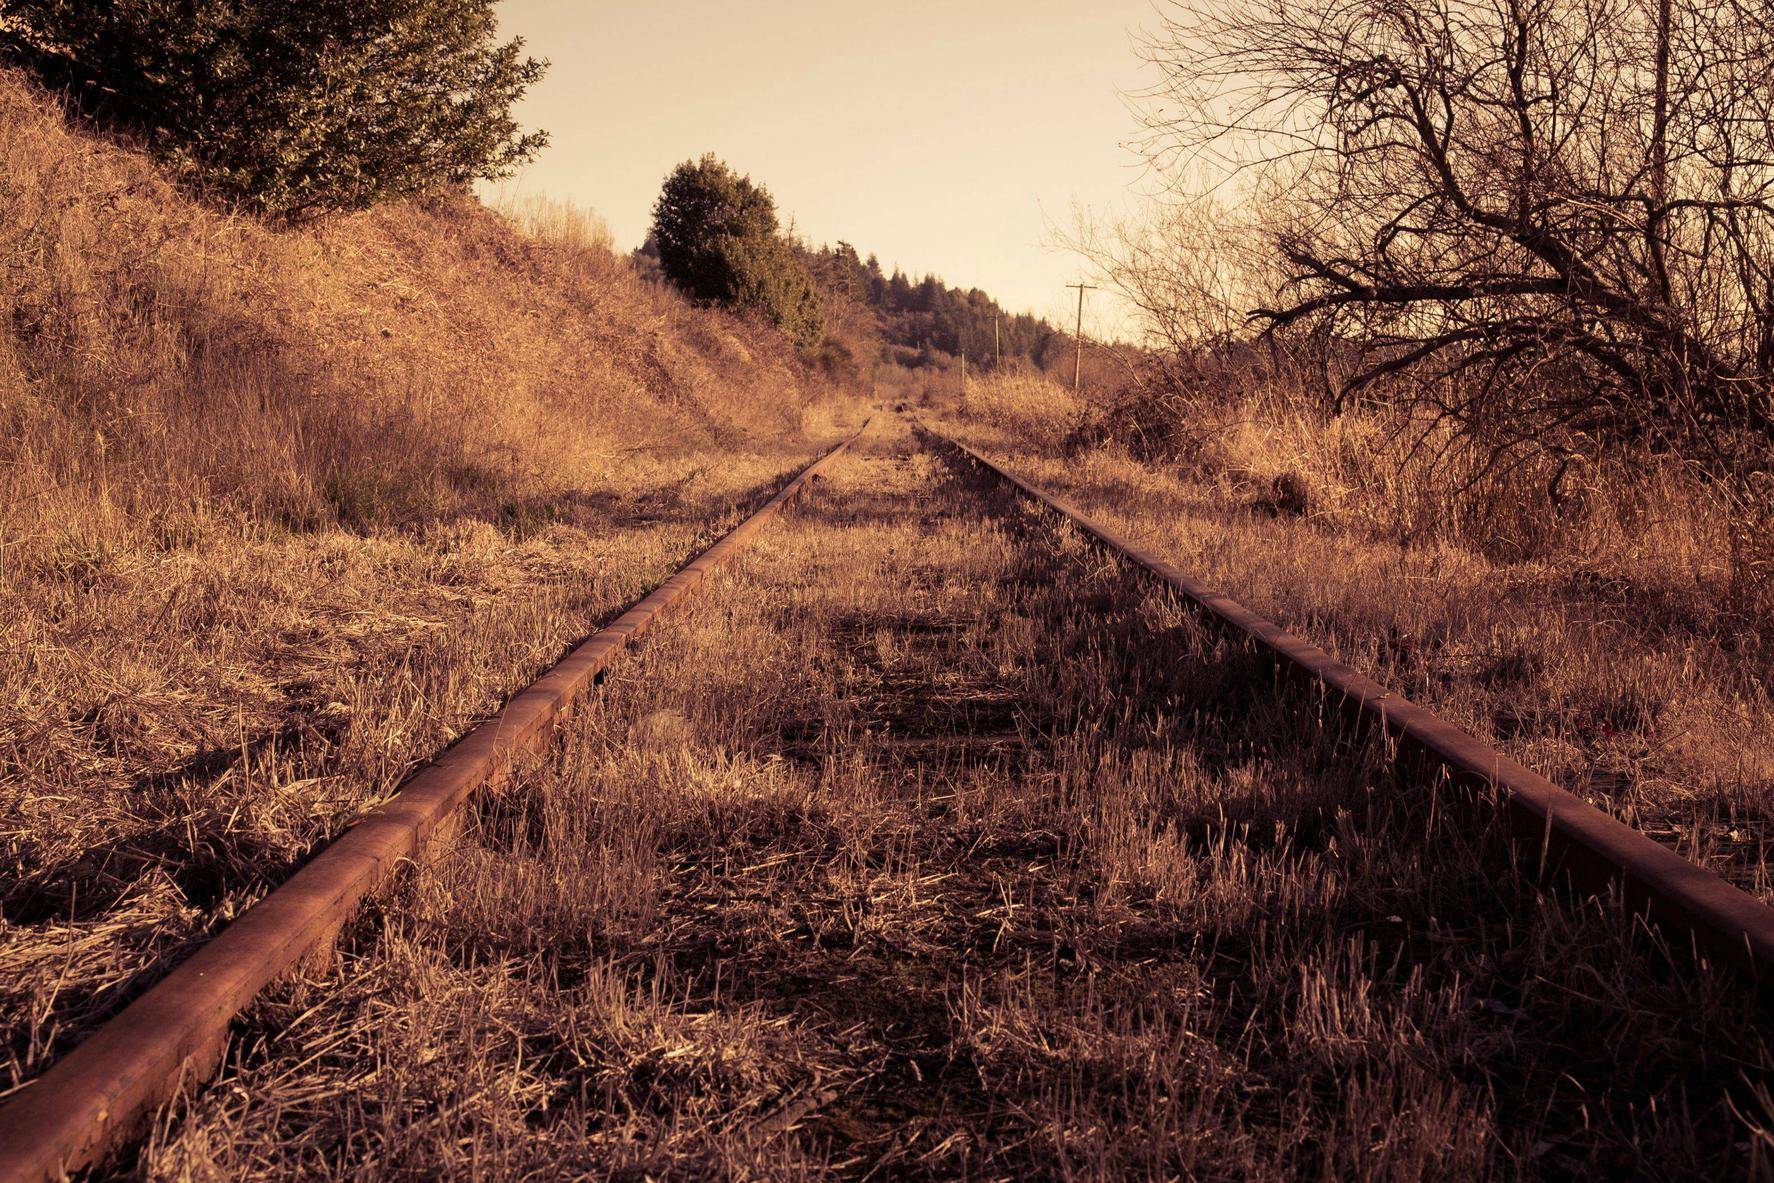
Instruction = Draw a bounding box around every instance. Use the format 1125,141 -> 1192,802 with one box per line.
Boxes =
485,0 -> 1161,335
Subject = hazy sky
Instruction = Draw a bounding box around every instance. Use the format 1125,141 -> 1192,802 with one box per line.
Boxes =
488,0 -> 1163,327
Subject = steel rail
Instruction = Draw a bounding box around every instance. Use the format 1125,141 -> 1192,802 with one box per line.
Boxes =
0,425 -> 868,1183
923,421 -> 1774,979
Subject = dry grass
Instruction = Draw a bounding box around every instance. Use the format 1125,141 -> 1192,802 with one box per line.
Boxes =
129,420 -> 1772,1179
940,371 -> 1774,902
490,193 -> 618,264
0,71 -> 861,1094
6,63 -> 1770,1180
957,370 -> 1086,453
0,69 -> 835,557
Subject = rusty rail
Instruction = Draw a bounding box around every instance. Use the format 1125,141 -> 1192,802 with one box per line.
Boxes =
923,421 -> 1774,979
0,426 -> 867,1183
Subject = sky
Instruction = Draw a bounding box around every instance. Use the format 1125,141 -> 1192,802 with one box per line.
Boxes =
486,0 -> 1164,331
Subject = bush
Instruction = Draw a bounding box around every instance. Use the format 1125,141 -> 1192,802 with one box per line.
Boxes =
2,0 -> 546,220
651,155 -> 824,347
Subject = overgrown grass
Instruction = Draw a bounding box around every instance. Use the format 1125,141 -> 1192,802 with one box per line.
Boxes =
0,70 -> 861,1094
0,67 -> 840,564
138,422 -> 1773,1179
941,370 -> 1774,902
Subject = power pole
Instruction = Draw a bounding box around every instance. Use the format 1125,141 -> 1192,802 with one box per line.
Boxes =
994,315 -> 1002,366
961,348 -> 968,394
1067,283 -> 1097,392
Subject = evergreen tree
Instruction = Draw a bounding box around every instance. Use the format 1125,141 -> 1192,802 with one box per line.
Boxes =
651,155 -> 825,347
887,269 -> 913,309
795,248 -> 1060,373
2,0 -> 546,220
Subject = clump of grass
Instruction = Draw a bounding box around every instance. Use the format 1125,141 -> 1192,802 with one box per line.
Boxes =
957,369 -> 1086,451
1065,370 -> 1722,569
487,191 -> 623,285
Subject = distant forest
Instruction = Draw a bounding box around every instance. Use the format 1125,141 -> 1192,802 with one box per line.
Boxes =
803,242 -> 1061,372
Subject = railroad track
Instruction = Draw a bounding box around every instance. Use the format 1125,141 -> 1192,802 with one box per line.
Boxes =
0,429 -> 865,1183
3,415 -> 1772,1178
918,422 -> 1774,978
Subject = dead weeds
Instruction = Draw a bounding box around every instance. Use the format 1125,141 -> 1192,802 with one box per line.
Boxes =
133,421 -> 1774,1180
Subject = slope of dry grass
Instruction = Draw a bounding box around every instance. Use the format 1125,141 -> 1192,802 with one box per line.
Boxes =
0,68 -> 839,553
944,371 -> 1774,899
0,71 -> 861,1093
136,421 -> 1771,1179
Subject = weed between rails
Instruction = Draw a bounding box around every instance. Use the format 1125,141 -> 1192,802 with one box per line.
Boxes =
136,423 -> 1772,1180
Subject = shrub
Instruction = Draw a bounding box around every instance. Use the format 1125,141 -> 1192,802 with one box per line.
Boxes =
651,155 -> 824,347
1,0 -> 547,220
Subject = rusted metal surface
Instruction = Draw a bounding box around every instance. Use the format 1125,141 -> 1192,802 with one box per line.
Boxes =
924,422 -> 1774,979
0,427 -> 866,1183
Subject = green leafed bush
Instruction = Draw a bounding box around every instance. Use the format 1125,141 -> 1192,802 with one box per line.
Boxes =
651,155 -> 825,347
1,0 -> 547,220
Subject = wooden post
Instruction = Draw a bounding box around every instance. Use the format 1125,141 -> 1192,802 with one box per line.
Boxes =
1066,283 -> 1097,392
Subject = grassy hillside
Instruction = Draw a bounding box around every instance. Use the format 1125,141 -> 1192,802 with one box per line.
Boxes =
0,69 -> 859,1089
0,71 -> 843,553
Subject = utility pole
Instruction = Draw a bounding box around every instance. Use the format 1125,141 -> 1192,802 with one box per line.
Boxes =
961,348 -> 968,394
1067,283 -> 1097,392
994,316 -> 1002,367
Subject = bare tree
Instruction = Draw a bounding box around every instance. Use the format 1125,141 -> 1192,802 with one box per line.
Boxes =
1131,0 -> 1774,462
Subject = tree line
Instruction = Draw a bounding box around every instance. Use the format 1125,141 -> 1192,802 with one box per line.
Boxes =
645,156 -> 1060,373
0,6 -> 1055,373
804,241 -> 1058,371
